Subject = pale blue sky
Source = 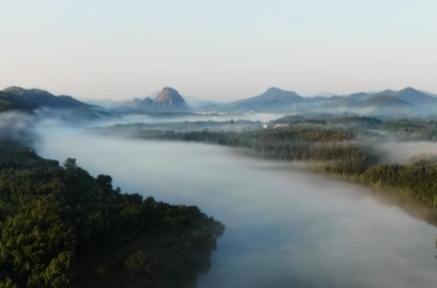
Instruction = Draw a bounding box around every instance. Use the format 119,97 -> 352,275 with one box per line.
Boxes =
1,0 -> 436,101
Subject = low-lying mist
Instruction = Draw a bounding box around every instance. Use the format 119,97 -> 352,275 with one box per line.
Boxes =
375,142 -> 437,164
33,122 -> 437,288
0,111 -> 39,143
95,112 -> 286,127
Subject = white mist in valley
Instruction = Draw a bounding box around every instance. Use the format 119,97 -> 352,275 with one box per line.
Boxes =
36,123 -> 437,288
96,112 -> 287,127
376,142 -> 437,164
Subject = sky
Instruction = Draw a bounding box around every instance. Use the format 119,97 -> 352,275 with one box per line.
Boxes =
1,0 -> 436,101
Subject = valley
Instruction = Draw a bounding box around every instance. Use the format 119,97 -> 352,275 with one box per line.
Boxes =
38,124 -> 437,288
2,2 -> 437,286
1,86 -> 437,287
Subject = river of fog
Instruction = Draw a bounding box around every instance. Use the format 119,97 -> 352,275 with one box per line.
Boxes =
35,124 -> 437,288
97,112 -> 287,126
376,142 -> 437,164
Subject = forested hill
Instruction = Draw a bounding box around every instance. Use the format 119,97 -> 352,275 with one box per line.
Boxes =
2,87 -> 89,109
0,91 -> 38,112
0,87 -> 117,122
0,141 -> 225,287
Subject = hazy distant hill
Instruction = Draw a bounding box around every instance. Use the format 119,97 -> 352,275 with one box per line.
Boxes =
219,86 -> 437,117
320,94 -> 419,118
388,87 -> 437,105
345,87 -> 437,106
94,91 -> 216,110
313,92 -> 335,97
232,87 -> 303,104
319,95 -> 414,117
3,87 -> 88,109
228,87 -> 304,112
106,85 -> 437,116
348,92 -> 374,101
1,87 -> 116,122
352,95 -> 411,108
321,96 -> 357,108
4,85 -> 437,119
0,91 -> 38,112
372,89 -> 397,98
352,96 -> 416,117
154,87 -> 188,107
114,87 -> 191,112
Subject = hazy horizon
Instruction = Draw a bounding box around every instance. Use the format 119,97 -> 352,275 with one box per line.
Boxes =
1,0 -> 437,101
1,84 -> 435,103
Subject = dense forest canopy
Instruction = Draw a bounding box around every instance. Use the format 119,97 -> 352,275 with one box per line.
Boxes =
378,119 -> 437,141
2,87 -> 88,109
268,115 -> 437,141
0,140 -> 224,288
0,91 -> 38,112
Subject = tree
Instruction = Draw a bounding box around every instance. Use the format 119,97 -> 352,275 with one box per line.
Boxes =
96,175 -> 113,190
63,158 -> 77,170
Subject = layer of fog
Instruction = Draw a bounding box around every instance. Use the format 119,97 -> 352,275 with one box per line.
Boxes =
375,142 -> 437,164
0,111 -> 41,143
96,112 -> 286,127
34,124 -> 437,288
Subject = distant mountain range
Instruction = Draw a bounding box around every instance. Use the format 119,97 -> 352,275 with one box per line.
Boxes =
216,86 -> 437,117
88,89 -> 216,110
227,87 -> 305,112
104,86 -> 437,118
2,85 -> 437,120
113,87 -> 190,112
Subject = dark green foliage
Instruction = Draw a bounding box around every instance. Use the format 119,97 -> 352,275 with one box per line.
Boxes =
378,119 -> 437,141
0,144 -> 224,288
270,115 -> 308,124
107,119 -> 263,133
270,115 -> 327,126
2,87 -> 86,109
359,160 -> 437,205
0,91 -> 38,112
325,116 -> 383,129
272,115 -> 383,129
0,87 -> 117,122
353,95 -> 411,108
